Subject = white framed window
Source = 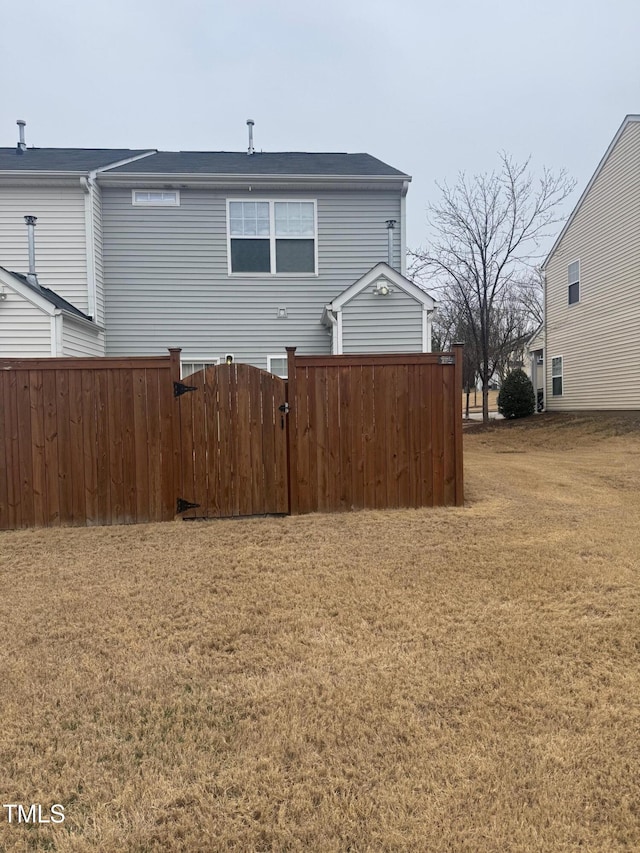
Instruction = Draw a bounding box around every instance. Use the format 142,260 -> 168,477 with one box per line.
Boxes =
267,355 -> 288,379
551,356 -> 563,396
132,190 -> 180,206
227,199 -> 317,275
568,260 -> 580,305
181,358 -> 219,378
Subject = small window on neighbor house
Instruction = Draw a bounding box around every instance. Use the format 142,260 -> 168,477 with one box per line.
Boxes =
267,356 -> 288,379
551,356 -> 563,396
181,359 -> 219,378
568,260 -> 580,304
132,190 -> 180,206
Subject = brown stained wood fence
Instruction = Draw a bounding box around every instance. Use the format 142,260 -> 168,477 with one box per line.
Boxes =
286,346 -> 463,514
0,353 -> 178,529
0,347 -> 463,529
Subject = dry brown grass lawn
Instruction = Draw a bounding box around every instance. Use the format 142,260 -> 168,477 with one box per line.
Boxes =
1,413 -> 640,852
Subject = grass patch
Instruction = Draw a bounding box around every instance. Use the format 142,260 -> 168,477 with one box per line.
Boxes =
1,413 -> 639,851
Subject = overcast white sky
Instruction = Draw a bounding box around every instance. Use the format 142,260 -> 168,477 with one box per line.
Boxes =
3,0 -> 639,250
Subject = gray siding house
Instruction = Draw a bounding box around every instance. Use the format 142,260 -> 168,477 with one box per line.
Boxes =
541,114 -> 640,410
0,122 -> 434,372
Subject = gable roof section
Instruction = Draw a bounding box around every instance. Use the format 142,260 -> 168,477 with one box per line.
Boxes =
328,263 -> 436,312
542,114 -> 640,269
0,148 -> 154,172
105,151 -> 410,178
0,267 -> 91,320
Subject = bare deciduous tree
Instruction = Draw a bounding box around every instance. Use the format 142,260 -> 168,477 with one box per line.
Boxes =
411,154 -> 574,423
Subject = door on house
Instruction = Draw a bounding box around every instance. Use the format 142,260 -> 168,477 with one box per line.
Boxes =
175,363 -> 289,518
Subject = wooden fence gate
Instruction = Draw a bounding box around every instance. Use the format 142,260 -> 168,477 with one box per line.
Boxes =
176,363 -> 289,519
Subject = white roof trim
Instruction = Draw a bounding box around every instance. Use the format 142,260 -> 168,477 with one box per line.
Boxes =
542,114 -> 640,269
328,262 -> 436,311
0,267 -> 56,315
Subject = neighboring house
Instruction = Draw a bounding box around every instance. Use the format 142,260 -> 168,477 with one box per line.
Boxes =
541,114 -> 640,410
0,121 -> 435,373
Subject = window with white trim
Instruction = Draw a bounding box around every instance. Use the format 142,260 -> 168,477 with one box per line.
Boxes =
133,190 -> 180,206
551,356 -> 563,396
568,260 -> 580,305
228,200 -> 316,274
267,355 -> 288,378
181,359 -> 219,378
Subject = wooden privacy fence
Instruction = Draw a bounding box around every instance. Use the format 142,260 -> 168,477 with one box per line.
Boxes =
0,346 -> 463,529
287,347 -> 463,514
0,355 -> 177,529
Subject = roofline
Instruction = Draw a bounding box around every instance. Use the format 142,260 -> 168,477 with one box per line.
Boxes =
542,114 -> 640,269
94,150 -> 157,174
328,262 -> 435,311
97,171 -> 410,181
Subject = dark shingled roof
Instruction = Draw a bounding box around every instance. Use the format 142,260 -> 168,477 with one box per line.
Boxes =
0,148 -> 152,172
0,148 -> 408,178
1,268 -> 91,320
109,151 -> 409,177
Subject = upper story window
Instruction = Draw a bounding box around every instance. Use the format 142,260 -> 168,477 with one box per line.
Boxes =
568,260 -> 580,305
132,190 -> 180,206
228,200 -> 317,275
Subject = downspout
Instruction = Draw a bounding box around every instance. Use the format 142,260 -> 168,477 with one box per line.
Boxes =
324,306 -> 338,354
81,172 -> 97,321
542,268 -> 547,411
400,180 -> 409,276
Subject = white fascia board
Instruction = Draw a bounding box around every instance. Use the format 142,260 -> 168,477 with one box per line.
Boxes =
60,310 -> 104,332
329,262 -> 436,311
0,269 -> 56,315
96,174 -> 410,193
542,114 -> 640,269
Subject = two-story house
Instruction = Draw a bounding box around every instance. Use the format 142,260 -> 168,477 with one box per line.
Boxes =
540,114 -> 640,410
0,121 -> 435,375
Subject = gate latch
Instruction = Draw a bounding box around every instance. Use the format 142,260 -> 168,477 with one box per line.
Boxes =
278,401 -> 290,429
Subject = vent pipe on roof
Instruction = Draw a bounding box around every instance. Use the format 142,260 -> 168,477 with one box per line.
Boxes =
16,120 -> 27,154
247,119 -> 255,155
24,215 -> 40,288
386,219 -> 396,268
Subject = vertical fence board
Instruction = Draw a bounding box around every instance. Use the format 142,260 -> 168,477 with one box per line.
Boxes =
81,370 -> 98,525
0,374 -> 9,529
132,369 -> 150,523
95,370 -> 111,525
349,365 -> 364,511
205,367 -> 221,517
296,367 -> 311,514
16,371 -> 35,527
107,369 -> 125,525
395,366 -> 410,508
145,370 -> 161,522
313,367 -> 329,514
29,371 -> 47,528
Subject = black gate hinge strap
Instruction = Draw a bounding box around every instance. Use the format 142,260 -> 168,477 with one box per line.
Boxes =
174,381 -> 198,398
177,498 -> 201,514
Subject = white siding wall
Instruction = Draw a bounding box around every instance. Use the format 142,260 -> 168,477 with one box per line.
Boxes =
0,185 -> 89,314
341,287 -> 423,353
61,318 -> 105,356
102,187 -> 402,368
0,289 -> 52,356
545,120 -> 640,410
